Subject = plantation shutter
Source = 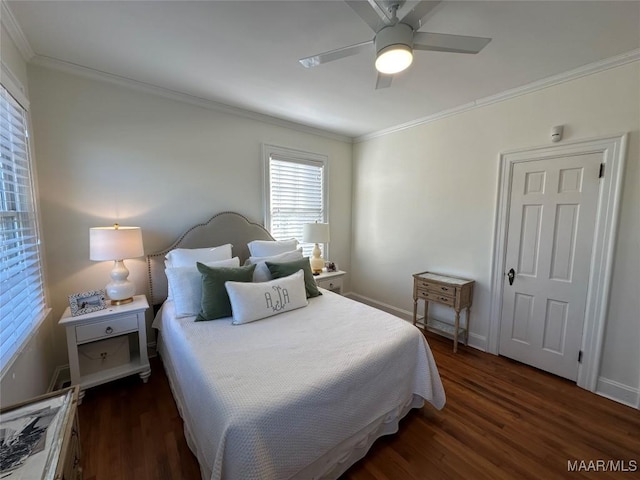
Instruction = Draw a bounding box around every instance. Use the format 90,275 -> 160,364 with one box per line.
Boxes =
266,148 -> 327,257
0,84 -> 47,372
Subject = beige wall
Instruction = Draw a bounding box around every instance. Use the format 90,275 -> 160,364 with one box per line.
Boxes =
1,24 -> 27,86
352,62 -> 640,405
0,22 -> 55,406
27,64 -> 353,367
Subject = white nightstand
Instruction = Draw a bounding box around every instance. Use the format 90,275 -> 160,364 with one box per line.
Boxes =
59,295 -> 150,402
315,270 -> 346,294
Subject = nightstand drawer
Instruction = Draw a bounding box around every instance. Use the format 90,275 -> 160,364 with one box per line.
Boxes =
75,314 -> 138,343
417,289 -> 455,307
316,276 -> 344,292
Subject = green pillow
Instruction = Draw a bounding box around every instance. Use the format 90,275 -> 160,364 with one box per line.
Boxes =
196,262 -> 256,321
266,257 -> 322,298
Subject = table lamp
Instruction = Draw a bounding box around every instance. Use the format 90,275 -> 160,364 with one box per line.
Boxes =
90,224 -> 144,305
303,222 -> 330,275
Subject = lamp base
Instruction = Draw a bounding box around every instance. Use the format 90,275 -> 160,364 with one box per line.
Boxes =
310,243 -> 325,275
110,297 -> 134,306
106,260 -> 136,306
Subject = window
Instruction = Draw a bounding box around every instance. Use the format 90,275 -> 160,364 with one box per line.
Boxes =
0,84 -> 47,373
263,145 -> 328,257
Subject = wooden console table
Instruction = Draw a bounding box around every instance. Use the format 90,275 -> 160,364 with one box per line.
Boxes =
412,271 -> 475,352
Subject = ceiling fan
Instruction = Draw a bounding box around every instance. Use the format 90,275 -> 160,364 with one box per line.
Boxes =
299,0 -> 491,89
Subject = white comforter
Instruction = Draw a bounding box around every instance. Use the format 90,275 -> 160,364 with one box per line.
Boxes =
155,290 -> 445,480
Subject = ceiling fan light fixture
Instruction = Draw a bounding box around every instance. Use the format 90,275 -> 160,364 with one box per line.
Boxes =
375,44 -> 413,74
374,23 -> 414,75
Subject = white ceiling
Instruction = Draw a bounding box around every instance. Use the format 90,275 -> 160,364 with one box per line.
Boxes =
6,0 -> 640,139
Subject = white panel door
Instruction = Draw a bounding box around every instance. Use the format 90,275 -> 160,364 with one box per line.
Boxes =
499,153 -> 601,380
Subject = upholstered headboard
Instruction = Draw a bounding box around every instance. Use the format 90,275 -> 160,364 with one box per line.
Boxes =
146,212 -> 274,306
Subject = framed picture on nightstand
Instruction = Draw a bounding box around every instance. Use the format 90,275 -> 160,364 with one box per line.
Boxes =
68,289 -> 107,316
325,261 -> 338,272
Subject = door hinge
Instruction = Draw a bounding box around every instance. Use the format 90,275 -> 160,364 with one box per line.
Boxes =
578,350 -> 583,363
599,163 -> 604,178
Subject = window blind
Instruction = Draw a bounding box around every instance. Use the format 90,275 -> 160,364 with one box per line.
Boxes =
266,150 -> 327,257
0,84 -> 46,372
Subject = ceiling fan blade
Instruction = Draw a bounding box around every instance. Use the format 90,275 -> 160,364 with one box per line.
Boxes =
400,1 -> 442,31
413,32 -> 491,54
375,73 -> 393,89
299,40 -> 373,68
345,0 -> 393,32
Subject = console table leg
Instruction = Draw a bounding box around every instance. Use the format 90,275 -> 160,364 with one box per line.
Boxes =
412,298 -> 418,325
424,301 -> 429,329
453,310 -> 460,353
466,306 -> 471,345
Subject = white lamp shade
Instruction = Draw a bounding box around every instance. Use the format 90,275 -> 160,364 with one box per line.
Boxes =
90,226 -> 144,261
302,223 -> 330,243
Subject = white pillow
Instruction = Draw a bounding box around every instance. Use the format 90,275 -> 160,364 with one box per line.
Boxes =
247,239 -> 299,258
166,257 -> 240,317
165,243 -> 233,268
247,249 -> 304,282
225,269 -> 308,325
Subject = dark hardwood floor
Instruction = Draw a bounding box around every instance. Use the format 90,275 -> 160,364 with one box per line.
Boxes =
78,332 -> 639,479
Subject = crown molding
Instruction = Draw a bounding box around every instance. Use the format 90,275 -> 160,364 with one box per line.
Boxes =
30,54 -> 352,144
355,48 -> 640,143
1,1 -> 35,61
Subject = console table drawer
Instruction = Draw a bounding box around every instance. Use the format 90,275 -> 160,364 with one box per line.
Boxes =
75,314 -> 138,343
419,281 -> 456,295
417,289 -> 455,307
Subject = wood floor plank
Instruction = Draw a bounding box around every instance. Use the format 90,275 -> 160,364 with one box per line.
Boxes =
78,331 -> 639,479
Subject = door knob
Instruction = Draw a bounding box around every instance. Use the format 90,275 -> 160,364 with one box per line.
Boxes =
507,268 -> 515,286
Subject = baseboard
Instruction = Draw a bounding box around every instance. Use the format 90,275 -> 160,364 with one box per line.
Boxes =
346,292 -> 413,321
595,377 -> 639,409
48,364 -> 70,392
467,332 -> 488,352
347,292 -> 488,351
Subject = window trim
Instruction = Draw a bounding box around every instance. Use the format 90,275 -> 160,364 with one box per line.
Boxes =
262,144 -> 329,256
1,68 -> 49,378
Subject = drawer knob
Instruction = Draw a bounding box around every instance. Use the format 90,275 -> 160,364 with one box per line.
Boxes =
105,326 -> 113,334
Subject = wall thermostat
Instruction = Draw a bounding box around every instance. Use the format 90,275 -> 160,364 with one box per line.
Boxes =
551,125 -> 564,142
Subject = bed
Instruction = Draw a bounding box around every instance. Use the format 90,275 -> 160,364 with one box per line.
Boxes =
147,212 -> 445,480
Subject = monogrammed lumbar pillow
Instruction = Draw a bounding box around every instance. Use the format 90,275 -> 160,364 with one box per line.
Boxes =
225,269 -> 308,325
